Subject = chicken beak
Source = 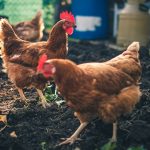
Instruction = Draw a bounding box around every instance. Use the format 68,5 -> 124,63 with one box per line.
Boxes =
45,60 -> 51,63
73,24 -> 77,28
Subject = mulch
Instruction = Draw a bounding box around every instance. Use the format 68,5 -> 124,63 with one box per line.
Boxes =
0,40 -> 150,150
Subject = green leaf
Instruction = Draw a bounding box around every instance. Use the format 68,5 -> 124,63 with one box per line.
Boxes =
41,142 -> 46,150
127,146 -> 146,150
101,141 -> 117,150
44,84 -> 64,106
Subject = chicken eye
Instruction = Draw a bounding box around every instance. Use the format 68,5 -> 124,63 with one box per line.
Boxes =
65,21 -> 71,26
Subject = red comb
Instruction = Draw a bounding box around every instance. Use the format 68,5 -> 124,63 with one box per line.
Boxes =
37,54 -> 48,71
60,11 -> 75,23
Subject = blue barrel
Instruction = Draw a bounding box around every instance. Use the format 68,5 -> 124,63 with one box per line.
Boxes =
71,0 -> 109,40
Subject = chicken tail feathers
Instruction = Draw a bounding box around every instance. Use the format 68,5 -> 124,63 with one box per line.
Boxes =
32,10 -> 42,23
123,41 -> 140,59
31,10 -> 44,40
127,41 -> 140,52
31,10 -> 43,27
99,85 -> 141,123
0,19 -> 19,40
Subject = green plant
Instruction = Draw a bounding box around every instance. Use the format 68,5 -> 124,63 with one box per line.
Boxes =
40,142 -> 46,150
42,0 -> 61,29
0,0 -> 5,10
127,146 -> 146,150
42,0 -> 72,30
98,141 -> 146,150
44,84 -> 65,106
100,141 -> 117,150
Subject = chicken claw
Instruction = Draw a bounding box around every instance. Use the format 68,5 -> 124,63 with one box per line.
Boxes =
36,89 -> 51,108
59,136 -> 81,145
40,101 -> 51,108
58,122 -> 88,146
17,88 -> 28,104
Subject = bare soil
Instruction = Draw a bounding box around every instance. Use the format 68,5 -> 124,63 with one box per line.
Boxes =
0,41 -> 150,150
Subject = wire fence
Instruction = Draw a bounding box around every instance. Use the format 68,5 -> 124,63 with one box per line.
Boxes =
0,0 -> 42,23
0,0 -> 71,30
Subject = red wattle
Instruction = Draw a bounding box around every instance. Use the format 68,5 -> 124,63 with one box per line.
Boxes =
66,27 -> 74,35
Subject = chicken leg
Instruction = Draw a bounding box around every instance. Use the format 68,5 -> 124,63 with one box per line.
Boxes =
17,88 -> 28,104
111,121 -> 117,142
36,89 -> 51,108
59,122 -> 88,145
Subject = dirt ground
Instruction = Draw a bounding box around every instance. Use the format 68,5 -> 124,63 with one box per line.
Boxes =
0,41 -> 150,150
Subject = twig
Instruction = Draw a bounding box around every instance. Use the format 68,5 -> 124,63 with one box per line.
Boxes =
0,124 -> 7,132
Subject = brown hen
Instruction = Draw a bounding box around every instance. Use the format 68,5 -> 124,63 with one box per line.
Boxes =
0,11 -> 76,107
38,42 -> 141,143
12,10 -> 44,41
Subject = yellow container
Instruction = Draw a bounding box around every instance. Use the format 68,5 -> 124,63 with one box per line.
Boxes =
117,0 -> 150,46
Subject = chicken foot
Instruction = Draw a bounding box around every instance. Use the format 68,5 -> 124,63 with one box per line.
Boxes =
59,122 -> 88,145
111,121 -> 117,142
17,88 -> 28,104
36,89 -> 51,108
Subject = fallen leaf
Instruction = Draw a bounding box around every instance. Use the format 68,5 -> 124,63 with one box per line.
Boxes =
10,131 -> 17,138
0,115 -> 7,124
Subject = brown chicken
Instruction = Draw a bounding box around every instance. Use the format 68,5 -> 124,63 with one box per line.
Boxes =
37,42 -> 141,144
0,11 -> 76,108
12,10 -> 44,41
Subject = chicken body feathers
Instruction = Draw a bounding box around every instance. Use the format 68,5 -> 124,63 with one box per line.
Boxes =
45,42 -> 141,123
